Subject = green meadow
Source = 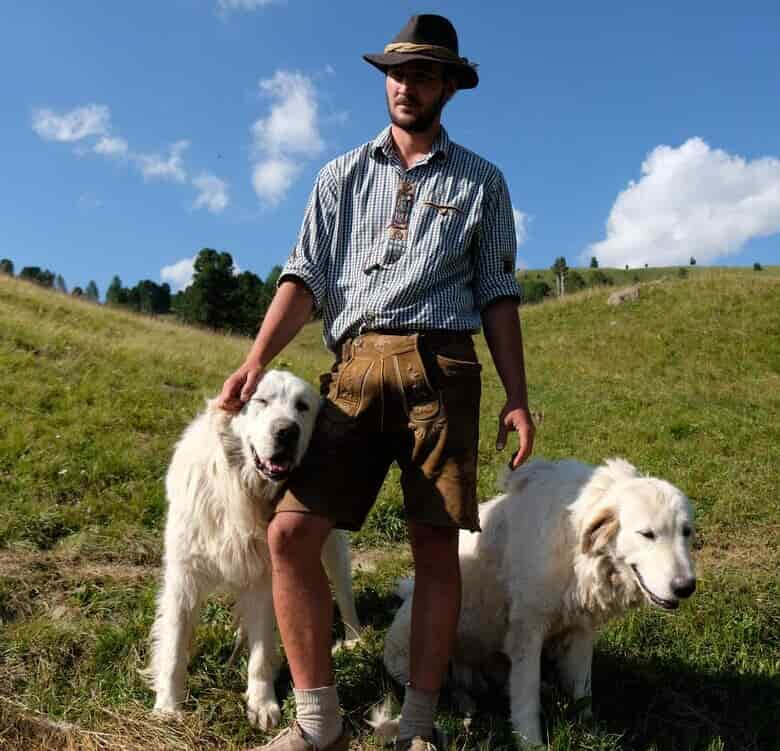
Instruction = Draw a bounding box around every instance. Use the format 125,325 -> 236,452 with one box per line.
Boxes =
0,268 -> 778,750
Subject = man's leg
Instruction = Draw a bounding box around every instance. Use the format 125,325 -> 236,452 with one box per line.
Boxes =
266,512 -> 344,749
399,521 -> 461,743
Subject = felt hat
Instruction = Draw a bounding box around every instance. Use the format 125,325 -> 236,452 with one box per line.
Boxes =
363,14 -> 479,90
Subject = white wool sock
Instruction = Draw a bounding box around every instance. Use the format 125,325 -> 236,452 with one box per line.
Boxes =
294,685 -> 343,750
398,684 -> 439,741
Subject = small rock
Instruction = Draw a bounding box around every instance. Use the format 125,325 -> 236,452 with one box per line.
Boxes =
607,286 -> 640,305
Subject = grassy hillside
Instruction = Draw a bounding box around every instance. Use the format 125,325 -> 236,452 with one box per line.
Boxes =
0,269 -> 778,750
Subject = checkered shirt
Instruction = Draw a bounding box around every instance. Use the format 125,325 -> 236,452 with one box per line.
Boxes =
280,125 -> 522,351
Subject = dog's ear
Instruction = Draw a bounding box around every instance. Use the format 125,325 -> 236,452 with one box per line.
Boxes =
581,506 -> 619,555
217,418 -> 244,468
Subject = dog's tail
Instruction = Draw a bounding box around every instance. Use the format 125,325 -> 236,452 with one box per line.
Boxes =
366,696 -> 400,744
394,577 -> 415,601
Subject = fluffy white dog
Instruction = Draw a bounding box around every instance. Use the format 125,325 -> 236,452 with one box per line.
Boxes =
144,370 -> 361,729
382,458 -> 696,747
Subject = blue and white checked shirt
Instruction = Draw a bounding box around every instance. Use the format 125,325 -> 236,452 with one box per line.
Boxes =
280,125 -> 522,351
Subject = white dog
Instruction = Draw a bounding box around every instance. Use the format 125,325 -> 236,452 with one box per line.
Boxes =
382,458 -> 696,747
144,370 -> 361,729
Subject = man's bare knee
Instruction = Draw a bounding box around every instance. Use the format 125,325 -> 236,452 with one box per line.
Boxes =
409,522 -> 459,558
268,512 -> 333,565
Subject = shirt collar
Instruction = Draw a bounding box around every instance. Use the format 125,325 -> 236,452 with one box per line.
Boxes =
370,125 -> 450,164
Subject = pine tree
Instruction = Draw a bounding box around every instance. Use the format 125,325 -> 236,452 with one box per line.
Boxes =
85,280 -> 100,302
106,275 -> 126,305
175,249 -> 237,329
551,257 -> 569,297
19,267 -> 55,287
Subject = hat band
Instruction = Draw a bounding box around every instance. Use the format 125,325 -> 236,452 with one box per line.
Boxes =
383,41 -> 463,64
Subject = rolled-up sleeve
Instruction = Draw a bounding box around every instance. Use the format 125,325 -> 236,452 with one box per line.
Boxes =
474,170 -> 523,311
278,165 -> 338,309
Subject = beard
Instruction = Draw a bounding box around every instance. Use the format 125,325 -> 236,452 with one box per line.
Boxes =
387,88 -> 449,134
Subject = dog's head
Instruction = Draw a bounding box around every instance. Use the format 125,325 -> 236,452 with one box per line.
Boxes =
228,369 -> 320,485
580,460 -> 696,611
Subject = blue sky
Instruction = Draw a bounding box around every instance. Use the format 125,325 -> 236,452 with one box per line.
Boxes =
4,0 -> 779,297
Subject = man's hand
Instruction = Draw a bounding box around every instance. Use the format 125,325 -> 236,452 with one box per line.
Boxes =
496,401 -> 535,469
217,362 -> 264,413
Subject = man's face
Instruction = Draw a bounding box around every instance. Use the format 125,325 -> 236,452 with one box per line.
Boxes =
385,60 -> 456,134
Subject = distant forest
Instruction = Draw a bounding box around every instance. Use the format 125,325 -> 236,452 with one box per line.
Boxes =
2,250 -> 744,335
0,250 -> 282,337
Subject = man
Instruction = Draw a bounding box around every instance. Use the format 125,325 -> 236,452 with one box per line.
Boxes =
219,14 -> 535,751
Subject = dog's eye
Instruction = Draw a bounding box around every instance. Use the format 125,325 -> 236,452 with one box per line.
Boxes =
682,526 -> 692,538
638,530 -> 656,540
296,401 -> 310,412
256,398 -> 268,408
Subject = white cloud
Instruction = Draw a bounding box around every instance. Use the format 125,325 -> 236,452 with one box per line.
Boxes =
250,70 -> 323,205
32,104 -> 110,142
587,138 -> 780,268
136,140 -> 190,183
192,173 -> 229,213
218,0 -> 277,9
94,135 -> 128,157
33,104 -> 228,215
253,71 -> 323,157
513,206 -> 529,247
160,257 -> 196,291
252,157 -> 301,205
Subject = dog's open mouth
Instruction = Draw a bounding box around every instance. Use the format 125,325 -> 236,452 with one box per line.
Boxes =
250,445 -> 293,482
631,565 -> 679,610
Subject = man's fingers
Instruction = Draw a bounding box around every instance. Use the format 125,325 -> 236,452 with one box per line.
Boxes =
218,372 -> 249,412
496,419 -> 508,451
239,368 -> 263,402
511,440 -> 530,469
511,426 -> 535,468
219,397 -> 244,413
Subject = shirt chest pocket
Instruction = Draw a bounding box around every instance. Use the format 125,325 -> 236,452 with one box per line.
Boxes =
418,200 -> 471,256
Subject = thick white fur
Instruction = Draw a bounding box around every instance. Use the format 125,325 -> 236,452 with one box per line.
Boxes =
383,458 -> 696,747
143,370 -> 361,729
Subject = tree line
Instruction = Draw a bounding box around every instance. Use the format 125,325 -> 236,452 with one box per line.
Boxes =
0,249 -> 283,337
0,260 -> 102,301
517,256 -> 617,304
5,249 -> 765,332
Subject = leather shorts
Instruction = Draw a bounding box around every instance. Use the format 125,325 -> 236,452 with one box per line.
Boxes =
276,330 -> 482,532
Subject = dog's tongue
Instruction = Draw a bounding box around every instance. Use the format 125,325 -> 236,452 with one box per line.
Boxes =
266,460 -> 289,474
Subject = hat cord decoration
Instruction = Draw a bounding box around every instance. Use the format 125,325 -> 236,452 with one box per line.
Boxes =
383,41 -> 477,69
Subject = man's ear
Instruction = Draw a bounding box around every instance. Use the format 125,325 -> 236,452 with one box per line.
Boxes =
581,506 -> 619,555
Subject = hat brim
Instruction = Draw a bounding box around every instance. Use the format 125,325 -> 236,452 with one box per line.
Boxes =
363,52 -> 478,90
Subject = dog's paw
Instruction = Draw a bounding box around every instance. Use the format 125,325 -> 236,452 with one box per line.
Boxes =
152,704 -> 184,722
246,695 -> 282,730
512,727 -> 545,749
366,696 -> 400,743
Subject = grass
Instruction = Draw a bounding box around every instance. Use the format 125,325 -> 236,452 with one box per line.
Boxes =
0,268 -> 778,750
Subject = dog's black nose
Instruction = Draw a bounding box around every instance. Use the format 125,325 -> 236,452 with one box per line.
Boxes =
671,576 -> 696,599
273,420 -> 300,447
